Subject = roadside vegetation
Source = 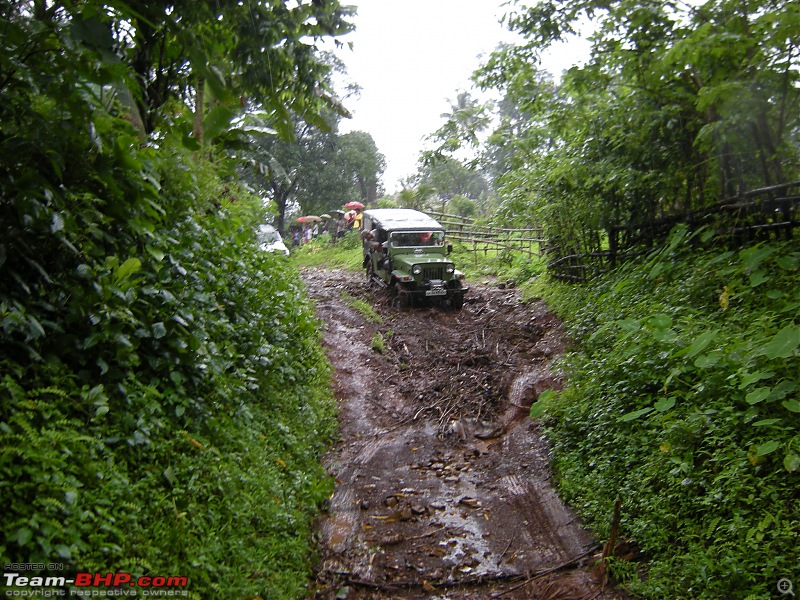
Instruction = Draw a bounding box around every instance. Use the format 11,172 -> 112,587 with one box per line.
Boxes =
292,231 -> 365,271
1,145 -> 339,598
1,2 -> 351,598
532,228 -> 799,598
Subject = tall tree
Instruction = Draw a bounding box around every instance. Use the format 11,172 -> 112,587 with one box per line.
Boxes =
337,131 -> 386,206
428,90 -> 493,157
416,155 -> 490,213
240,123 -> 385,232
475,0 -> 799,254
116,0 -> 354,138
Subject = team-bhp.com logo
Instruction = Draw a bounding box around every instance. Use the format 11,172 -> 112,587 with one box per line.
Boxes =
3,571 -> 188,596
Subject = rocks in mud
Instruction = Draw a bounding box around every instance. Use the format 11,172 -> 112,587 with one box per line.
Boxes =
457,496 -> 482,509
474,420 -> 505,440
448,417 -> 504,440
334,586 -> 350,600
378,533 -> 404,546
381,492 -> 430,522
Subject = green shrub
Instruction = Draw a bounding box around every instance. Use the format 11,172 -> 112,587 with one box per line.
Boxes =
537,227 -> 799,598
1,88 -> 336,598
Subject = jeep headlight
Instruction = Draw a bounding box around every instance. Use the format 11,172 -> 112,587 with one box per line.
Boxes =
445,263 -> 455,274
412,264 -> 422,275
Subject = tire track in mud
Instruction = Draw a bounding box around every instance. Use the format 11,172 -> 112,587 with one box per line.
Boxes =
303,268 -> 626,600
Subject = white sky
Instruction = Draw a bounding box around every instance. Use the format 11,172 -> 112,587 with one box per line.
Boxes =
325,0 -> 590,194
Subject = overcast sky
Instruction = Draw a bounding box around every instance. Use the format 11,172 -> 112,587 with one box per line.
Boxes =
325,0 -> 590,194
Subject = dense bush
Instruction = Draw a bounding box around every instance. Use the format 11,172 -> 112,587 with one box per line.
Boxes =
0,54 -> 336,599
535,226 -> 799,598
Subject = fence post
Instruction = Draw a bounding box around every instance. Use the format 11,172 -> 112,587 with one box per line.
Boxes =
609,226 -> 617,270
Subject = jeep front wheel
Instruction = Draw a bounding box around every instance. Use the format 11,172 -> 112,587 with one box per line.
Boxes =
389,282 -> 411,309
450,292 -> 464,310
366,259 -> 374,285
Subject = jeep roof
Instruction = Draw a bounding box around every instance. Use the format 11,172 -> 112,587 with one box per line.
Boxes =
362,209 -> 443,232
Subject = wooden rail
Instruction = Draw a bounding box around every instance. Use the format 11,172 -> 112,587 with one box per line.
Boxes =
427,211 -> 545,260
548,181 -> 800,282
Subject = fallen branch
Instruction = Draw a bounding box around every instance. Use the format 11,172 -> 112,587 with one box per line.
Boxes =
499,538 -> 514,561
490,544 -> 601,598
405,525 -> 447,540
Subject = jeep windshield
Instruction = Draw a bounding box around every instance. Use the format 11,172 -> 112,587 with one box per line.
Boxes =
390,231 -> 445,248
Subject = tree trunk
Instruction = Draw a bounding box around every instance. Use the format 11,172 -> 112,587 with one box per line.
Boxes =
193,76 -> 205,148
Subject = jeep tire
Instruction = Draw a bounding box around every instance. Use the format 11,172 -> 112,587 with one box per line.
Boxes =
366,259 -> 374,284
450,291 -> 464,310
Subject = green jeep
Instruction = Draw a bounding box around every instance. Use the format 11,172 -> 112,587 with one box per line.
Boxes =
361,208 -> 468,309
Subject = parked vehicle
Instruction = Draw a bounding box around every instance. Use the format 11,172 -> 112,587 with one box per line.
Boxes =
256,224 -> 290,255
361,208 -> 467,309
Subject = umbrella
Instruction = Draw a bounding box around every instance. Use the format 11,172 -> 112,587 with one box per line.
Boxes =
296,215 -> 322,223
320,213 -> 332,219
344,201 -> 364,210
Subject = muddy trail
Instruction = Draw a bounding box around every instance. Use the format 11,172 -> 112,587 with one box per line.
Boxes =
302,268 -> 626,600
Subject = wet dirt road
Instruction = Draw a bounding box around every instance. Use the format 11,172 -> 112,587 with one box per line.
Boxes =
303,268 -> 625,600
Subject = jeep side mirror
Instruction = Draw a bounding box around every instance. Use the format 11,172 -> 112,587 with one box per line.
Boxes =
447,243 -> 453,254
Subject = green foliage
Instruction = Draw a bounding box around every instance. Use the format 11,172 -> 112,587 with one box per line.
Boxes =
428,91 -> 492,155
371,332 -> 392,354
448,195 -> 478,218
536,230 -> 800,598
341,292 -> 382,325
448,241 -> 545,285
291,230 -> 364,270
413,156 -> 490,212
241,123 -> 386,233
475,0 -> 799,257
1,3 -> 346,597
1,151 -> 337,596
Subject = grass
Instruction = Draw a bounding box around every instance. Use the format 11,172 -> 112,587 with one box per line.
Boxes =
290,230 -> 364,270
341,291 -> 382,324
448,240 -> 546,285
370,330 -> 393,353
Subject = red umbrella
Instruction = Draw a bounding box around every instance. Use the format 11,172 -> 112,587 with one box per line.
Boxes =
344,201 -> 364,210
296,215 -> 322,223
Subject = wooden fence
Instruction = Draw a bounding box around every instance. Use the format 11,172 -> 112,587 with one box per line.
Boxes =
425,181 -> 800,282
427,211 -> 545,260
547,180 -> 800,282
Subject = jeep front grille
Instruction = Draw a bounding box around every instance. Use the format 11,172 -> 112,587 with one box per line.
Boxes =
421,265 -> 445,280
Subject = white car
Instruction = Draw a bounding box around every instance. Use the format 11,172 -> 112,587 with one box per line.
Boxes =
257,224 -> 290,255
